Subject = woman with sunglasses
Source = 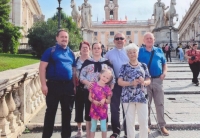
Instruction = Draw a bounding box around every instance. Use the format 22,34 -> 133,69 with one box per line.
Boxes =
185,43 -> 200,86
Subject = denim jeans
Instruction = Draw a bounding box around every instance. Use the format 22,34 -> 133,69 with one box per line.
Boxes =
42,80 -> 75,138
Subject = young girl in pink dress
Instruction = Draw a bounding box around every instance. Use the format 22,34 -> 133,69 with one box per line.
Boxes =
88,69 -> 113,138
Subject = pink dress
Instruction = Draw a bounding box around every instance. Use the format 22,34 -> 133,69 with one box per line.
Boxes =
89,82 -> 112,120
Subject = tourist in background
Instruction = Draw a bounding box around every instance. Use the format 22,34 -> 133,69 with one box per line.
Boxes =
185,43 -> 200,86
79,42 -> 115,138
164,43 -> 172,62
74,41 -> 90,137
162,44 -> 165,54
118,43 -> 151,138
178,46 -> 184,62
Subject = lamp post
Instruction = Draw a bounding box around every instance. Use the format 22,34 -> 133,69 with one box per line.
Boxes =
57,0 -> 62,29
169,26 -> 172,48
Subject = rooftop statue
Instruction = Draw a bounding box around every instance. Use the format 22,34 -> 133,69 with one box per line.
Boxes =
78,0 -> 92,30
152,0 -> 169,28
70,0 -> 81,28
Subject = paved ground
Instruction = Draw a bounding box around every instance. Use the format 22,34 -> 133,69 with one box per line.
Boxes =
20,129 -> 200,138
20,57 -> 200,137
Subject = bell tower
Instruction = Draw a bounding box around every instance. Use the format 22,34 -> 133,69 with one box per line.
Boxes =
104,0 -> 118,20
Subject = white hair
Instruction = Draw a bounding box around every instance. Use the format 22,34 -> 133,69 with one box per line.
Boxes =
143,32 -> 155,39
124,43 -> 139,53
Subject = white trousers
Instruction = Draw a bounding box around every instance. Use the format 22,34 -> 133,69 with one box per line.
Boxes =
123,102 -> 148,138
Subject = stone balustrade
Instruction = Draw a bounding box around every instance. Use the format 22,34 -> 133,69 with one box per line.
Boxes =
0,63 -> 44,138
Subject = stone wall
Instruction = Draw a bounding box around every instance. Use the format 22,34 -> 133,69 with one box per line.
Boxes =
0,51 -> 80,138
0,63 -> 44,138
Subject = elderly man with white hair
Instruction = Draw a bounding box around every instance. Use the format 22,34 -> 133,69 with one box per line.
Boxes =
118,43 -> 151,138
138,32 -> 168,136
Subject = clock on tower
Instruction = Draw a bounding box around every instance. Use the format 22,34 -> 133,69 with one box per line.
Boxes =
104,0 -> 118,20
108,2 -> 115,10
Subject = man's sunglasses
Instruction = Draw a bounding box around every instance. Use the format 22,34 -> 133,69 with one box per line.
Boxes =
115,37 -> 125,41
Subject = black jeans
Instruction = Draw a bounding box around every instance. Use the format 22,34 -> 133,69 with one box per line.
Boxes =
75,87 -> 91,122
189,62 -> 200,83
42,80 -> 75,138
110,83 -> 127,135
166,51 -> 172,62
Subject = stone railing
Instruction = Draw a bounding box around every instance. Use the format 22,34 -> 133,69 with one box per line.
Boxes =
0,63 -> 44,138
0,51 -> 80,138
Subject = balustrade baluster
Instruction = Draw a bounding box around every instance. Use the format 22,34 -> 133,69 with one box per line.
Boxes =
5,86 -> 18,133
13,84 -> 23,126
0,91 -> 11,136
34,76 -> 41,106
26,79 -> 34,113
30,78 -> 37,112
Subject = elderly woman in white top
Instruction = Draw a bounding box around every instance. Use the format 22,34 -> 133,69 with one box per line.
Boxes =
118,43 -> 151,138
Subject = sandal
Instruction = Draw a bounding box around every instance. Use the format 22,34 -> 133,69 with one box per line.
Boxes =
75,128 -> 82,138
110,133 -> 119,138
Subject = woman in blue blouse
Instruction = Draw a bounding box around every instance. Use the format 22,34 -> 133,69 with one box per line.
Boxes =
118,43 -> 151,138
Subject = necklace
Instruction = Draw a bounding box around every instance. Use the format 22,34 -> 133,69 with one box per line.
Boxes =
129,62 -> 138,66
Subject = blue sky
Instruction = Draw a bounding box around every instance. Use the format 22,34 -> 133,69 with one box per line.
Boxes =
38,0 -> 194,27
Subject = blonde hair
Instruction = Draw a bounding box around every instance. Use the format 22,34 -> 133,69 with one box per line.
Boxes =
98,69 -> 113,85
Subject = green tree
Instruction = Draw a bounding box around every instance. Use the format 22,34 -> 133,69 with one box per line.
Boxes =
27,11 -> 82,57
51,11 -> 82,50
0,0 -> 22,54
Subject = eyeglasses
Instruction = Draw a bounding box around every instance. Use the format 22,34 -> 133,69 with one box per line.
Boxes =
115,37 -> 125,41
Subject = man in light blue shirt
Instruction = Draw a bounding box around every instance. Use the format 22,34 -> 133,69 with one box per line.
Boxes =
105,32 -> 129,138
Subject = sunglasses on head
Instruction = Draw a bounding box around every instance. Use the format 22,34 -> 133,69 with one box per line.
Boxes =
115,37 -> 125,41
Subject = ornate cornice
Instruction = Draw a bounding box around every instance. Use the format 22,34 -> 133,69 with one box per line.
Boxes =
178,0 -> 199,31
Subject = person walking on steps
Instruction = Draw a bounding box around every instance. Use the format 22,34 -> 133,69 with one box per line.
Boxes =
138,32 -> 169,136
185,43 -> 200,86
164,43 -> 172,62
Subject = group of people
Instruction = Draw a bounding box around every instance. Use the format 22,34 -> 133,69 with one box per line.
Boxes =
39,29 -> 171,138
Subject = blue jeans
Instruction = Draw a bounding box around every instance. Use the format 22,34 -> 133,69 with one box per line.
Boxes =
42,80 -> 75,138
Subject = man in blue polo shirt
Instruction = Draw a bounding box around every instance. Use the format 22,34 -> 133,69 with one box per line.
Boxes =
39,29 -> 76,138
138,32 -> 169,136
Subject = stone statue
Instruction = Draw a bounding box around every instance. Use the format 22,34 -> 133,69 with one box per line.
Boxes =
78,0 -> 92,30
70,0 -> 81,28
152,0 -> 169,28
164,0 -> 178,26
